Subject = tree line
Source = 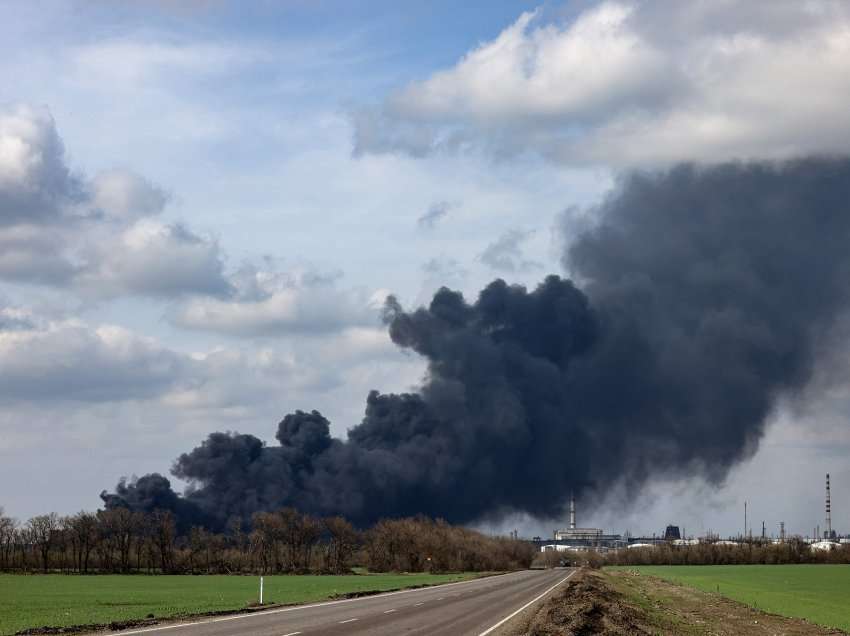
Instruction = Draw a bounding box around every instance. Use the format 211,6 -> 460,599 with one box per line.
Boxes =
0,506 -> 534,575
604,539 -> 850,566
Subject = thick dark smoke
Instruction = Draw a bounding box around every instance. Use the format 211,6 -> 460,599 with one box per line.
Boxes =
103,158 -> 850,529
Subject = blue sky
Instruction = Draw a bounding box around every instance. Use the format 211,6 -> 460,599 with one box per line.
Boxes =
2,0 -> 850,538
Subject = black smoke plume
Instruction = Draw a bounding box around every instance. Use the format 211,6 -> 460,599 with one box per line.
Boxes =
103,158 -> 850,529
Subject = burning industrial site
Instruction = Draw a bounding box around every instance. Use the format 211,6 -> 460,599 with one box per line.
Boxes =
103,158 -> 850,532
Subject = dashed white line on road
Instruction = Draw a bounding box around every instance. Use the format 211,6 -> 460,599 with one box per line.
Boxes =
111,572 -> 520,635
339,618 -> 358,624
414,602 -> 425,606
281,632 -> 302,636
437,597 -> 444,600
383,609 -> 397,614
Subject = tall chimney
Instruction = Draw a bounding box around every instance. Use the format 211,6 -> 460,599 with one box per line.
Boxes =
826,473 -> 832,539
570,491 -> 576,530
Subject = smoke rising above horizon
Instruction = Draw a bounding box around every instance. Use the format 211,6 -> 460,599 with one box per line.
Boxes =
103,157 -> 850,530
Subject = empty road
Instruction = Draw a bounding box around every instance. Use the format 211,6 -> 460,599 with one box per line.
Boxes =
105,568 -> 576,636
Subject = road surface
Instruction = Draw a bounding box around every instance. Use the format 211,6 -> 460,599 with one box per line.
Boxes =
106,568 -> 576,636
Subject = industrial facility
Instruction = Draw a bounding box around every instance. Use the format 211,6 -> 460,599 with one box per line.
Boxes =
534,475 -> 845,554
535,493 -> 625,553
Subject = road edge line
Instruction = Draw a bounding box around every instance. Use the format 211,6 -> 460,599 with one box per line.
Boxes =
110,570 -> 527,635
476,569 -> 577,636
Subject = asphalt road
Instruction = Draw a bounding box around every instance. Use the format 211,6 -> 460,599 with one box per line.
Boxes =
107,568 -> 576,636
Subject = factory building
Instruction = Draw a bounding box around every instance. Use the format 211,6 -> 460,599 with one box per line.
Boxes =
663,525 -> 681,540
535,493 -> 625,552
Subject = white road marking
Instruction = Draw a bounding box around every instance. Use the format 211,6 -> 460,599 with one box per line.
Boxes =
437,597 -> 444,600
339,618 -> 358,624
110,572 -> 521,635
383,609 -> 397,614
281,632 -> 302,636
414,602 -> 425,606
476,570 -> 576,636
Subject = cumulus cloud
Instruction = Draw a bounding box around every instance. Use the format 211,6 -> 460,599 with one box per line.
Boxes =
0,224 -> 76,285
354,1 -> 850,165
77,220 -> 231,298
168,265 -> 381,337
0,104 -> 83,226
90,170 -> 168,221
163,346 -> 341,414
0,308 -> 185,402
0,300 -> 341,407
0,104 -> 230,297
479,229 -> 541,273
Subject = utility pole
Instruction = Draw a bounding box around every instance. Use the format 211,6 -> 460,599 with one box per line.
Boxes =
744,501 -> 747,540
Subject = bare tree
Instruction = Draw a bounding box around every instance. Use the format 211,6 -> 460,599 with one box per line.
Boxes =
27,513 -> 59,572
98,508 -> 141,573
151,510 -> 176,573
0,509 -> 18,571
68,512 -> 98,573
322,516 -> 360,574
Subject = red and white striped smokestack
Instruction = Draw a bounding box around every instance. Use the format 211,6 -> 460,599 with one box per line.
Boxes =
826,473 -> 832,539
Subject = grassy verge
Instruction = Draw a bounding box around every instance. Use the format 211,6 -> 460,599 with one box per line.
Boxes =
609,564 -> 850,632
513,568 -> 840,635
0,572 -> 483,635
602,570 -> 704,635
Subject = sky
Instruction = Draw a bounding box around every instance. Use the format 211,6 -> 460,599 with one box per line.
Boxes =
2,0 -> 850,539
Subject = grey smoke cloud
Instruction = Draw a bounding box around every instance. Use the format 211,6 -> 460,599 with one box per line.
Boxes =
104,157 -> 850,530
417,201 -> 452,229
479,229 -> 541,273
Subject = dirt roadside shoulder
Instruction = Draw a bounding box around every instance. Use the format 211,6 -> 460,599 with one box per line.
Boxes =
503,568 -> 845,636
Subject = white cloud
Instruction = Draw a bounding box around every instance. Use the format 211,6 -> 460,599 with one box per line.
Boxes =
69,40 -> 264,86
0,104 -> 81,225
0,300 -> 367,408
0,224 -> 75,284
169,265 -> 380,337
0,104 -> 231,298
91,170 -> 168,221
161,347 -> 323,413
77,220 -> 231,298
0,311 -> 185,402
0,298 -> 423,447
355,1 -> 850,165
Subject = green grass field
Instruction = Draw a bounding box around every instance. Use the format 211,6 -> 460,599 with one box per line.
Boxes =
613,564 -> 850,632
0,572 -> 481,635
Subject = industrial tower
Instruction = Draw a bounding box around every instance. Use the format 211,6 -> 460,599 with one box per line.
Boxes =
569,491 -> 576,530
826,473 -> 833,539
